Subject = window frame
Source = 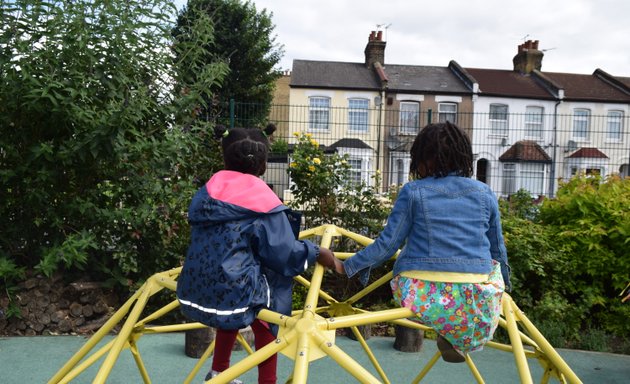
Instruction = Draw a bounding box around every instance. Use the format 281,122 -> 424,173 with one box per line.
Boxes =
399,101 -> 420,135
489,104 -> 509,136
524,106 -> 544,139
502,163 -> 517,196
438,102 -> 457,123
606,110 -> 623,142
502,162 -> 546,197
348,98 -> 369,133
308,96 -> 330,132
572,108 -> 591,141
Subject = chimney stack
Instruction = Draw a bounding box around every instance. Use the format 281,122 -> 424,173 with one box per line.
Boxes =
513,40 -> 543,74
364,30 -> 386,68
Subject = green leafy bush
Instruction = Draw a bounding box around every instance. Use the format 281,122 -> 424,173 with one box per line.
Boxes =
501,177 -> 630,349
0,0 -> 227,295
538,174 -> 630,336
288,132 -> 389,236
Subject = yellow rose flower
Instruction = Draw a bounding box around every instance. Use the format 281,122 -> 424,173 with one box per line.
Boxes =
313,158 -> 321,165
290,162 -> 297,168
308,165 -> 315,172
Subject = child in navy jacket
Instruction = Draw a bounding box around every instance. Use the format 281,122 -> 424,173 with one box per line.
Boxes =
177,124 -> 338,383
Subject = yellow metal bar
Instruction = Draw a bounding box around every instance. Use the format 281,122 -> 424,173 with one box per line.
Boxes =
183,340 -> 215,384
290,327 -> 313,384
334,226 -> 376,246
207,329 -> 297,384
346,271 -> 394,305
294,275 -> 339,304
464,355 -> 485,384
484,340 -> 538,358
503,296 -> 534,384
326,307 -> 414,330
236,332 -> 255,354
129,339 -> 151,384
93,281 -> 154,384
513,301 -> 583,384
56,338 -> 116,384
410,350 -> 441,384
390,318 -> 431,332
498,317 -> 539,348
257,308 -> 297,329
142,323 -> 206,334
310,329 -> 382,384
136,299 -> 180,327
348,326 -> 390,384
48,287 -> 144,383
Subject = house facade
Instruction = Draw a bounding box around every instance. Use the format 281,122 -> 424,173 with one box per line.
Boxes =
277,35 -> 630,200
460,40 -> 630,197
458,40 -> 560,198
539,68 -> 630,184
287,31 -> 475,192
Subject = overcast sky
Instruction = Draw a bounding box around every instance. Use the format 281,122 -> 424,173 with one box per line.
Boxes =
176,0 -> 630,76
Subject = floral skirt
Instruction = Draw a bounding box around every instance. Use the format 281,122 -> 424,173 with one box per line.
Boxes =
391,262 -> 504,353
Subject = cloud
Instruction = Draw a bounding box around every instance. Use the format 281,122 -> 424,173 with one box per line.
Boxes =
176,0 -> 630,75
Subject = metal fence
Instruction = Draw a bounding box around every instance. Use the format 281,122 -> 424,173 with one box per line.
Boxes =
217,101 -> 630,200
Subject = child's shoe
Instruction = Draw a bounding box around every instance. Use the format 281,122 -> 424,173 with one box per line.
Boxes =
204,370 -> 243,384
436,335 -> 466,363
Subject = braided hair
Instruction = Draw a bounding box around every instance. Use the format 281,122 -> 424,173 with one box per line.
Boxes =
409,121 -> 473,179
213,123 -> 277,176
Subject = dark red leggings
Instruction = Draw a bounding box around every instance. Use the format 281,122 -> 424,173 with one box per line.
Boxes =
212,319 -> 277,384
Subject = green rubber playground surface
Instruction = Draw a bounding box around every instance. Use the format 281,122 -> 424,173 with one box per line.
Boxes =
2,333 -> 629,383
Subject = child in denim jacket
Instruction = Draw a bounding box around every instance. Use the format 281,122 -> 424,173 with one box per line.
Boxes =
340,122 -> 511,363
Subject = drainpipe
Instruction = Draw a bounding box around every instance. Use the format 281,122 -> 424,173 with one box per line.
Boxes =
548,99 -> 561,197
376,89 -> 384,172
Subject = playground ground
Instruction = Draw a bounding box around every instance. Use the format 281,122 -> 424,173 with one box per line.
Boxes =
1,333 -> 629,383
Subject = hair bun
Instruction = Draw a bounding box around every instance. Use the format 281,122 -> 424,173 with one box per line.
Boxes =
264,123 -> 277,137
213,124 -> 227,139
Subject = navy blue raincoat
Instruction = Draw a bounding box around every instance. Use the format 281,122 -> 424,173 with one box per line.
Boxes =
177,171 -> 319,333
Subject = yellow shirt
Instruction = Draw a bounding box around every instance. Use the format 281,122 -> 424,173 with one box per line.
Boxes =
400,270 -> 489,283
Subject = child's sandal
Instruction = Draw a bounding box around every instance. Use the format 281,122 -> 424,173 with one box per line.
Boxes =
436,335 -> 466,363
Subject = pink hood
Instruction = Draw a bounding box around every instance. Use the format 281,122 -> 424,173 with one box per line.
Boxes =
206,170 -> 283,213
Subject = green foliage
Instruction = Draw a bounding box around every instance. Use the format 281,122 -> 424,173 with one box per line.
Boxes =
0,255 -> 25,319
504,188 -> 541,220
501,175 -> 630,344
537,174 -> 630,335
36,230 -> 96,276
0,0 -> 228,290
174,0 -> 283,126
288,133 -> 389,237
269,137 -> 288,154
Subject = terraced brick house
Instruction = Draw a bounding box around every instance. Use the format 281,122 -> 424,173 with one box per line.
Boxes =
279,35 -> 630,200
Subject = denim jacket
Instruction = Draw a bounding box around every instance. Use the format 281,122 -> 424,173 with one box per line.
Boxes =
343,175 -> 511,291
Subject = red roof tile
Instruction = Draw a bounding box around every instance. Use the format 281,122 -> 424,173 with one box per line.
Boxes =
567,147 -> 608,159
499,140 -> 552,162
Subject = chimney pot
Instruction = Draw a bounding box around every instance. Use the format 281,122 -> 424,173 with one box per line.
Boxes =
513,39 -> 543,74
377,31 -> 383,40
365,30 -> 386,68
